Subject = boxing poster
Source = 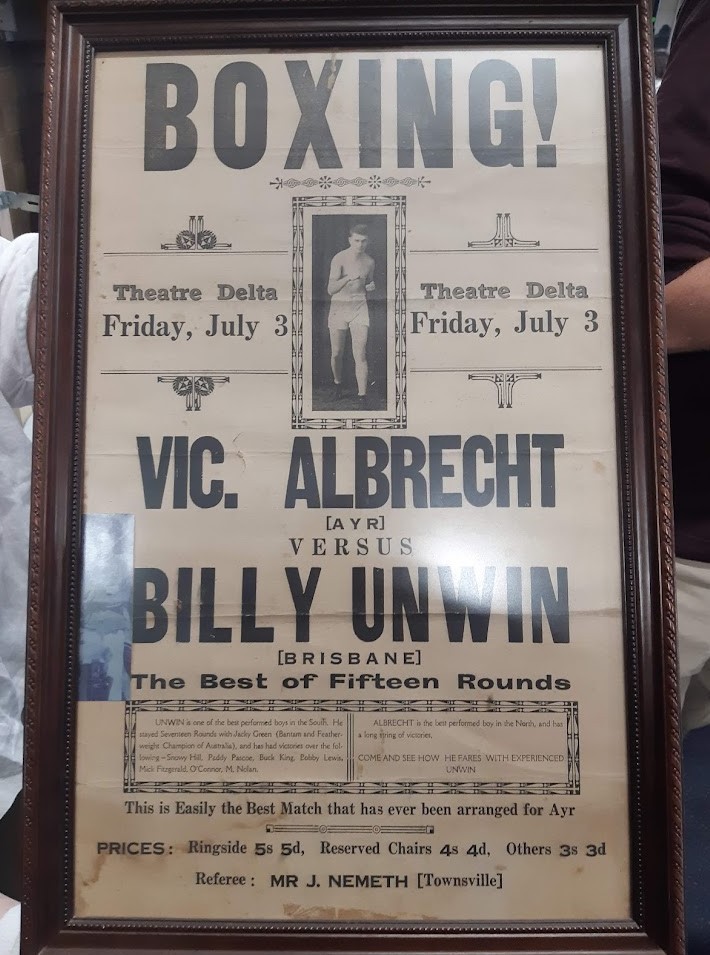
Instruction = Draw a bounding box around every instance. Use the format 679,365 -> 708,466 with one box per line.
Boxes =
73,45 -> 631,924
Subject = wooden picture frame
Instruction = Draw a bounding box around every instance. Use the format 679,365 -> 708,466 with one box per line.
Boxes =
24,1 -> 682,952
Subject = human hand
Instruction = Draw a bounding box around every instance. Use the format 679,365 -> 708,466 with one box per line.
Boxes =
365,282 -> 375,292
0,892 -> 18,919
0,894 -> 20,955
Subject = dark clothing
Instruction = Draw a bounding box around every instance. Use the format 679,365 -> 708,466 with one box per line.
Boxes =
0,793 -> 21,900
658,0 -> 710,561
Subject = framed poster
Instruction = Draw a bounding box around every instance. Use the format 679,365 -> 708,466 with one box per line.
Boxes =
25,0 -> 683,952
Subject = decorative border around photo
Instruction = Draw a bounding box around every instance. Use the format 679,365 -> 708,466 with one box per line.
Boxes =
291,195 -> 407,430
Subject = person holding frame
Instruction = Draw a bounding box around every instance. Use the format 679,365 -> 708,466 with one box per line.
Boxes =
658,0 -> 710,733
0,231 -> 38,955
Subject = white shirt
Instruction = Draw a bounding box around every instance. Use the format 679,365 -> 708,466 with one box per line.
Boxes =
0,232 -> 37,822
0,900 -> 20,954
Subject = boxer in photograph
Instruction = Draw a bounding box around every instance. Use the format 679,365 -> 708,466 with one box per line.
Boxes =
326,222 -> 376,405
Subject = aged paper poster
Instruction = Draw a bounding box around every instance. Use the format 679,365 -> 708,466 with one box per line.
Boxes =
75,46 -> 630,923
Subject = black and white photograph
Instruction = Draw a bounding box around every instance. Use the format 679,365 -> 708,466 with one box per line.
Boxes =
292,195 -> 406,429
311,214 -> 387,412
